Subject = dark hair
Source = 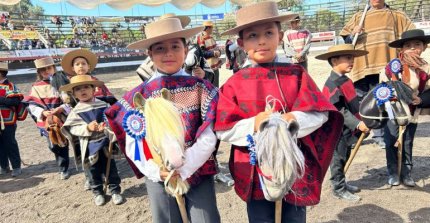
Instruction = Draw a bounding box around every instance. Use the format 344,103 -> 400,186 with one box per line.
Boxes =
148,38 -> 187,51
72,84 -> 95,93
0,70 -> 7,77
204,26 -> 212,31
328,56 -> 340,67
71,56 -> 89,67
238,21 -> 282,39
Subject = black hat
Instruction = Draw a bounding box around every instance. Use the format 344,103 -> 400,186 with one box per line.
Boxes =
389,29 -> 430,48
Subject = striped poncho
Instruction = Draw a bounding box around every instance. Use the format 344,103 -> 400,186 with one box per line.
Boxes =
340,7 -> 415,82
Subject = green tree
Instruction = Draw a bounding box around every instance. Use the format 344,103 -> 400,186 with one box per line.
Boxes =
278,0 -> 304,10
312,9 -> 342,32
0,0 -> 44,18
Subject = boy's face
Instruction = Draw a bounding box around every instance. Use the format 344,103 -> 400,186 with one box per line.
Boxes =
290,21 -> 300,29
332,54 -> 355,74
73,57 -> 90,76
402,39 -> 426,56
73,84 -> 95,102
238,22 -> 283,64
148,38 -> 187,74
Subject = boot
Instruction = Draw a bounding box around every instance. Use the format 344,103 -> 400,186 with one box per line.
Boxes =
333,189 -> 361,201
345,183 -> 361,193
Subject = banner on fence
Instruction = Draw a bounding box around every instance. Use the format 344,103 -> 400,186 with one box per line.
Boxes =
311,31 -> 336,42
0,30 -> 39,40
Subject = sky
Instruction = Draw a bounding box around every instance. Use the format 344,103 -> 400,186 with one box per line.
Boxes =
30,0 -> 234,17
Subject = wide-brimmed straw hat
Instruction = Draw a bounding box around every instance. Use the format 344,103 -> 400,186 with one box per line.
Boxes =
59,74 -> 104,92
315,44 -> 368,60
203,21 -> 214,27
159,13 -> 191,28
34,57 -> 56,69
61,49 -> 98,75
127,18 -> 204,50
389,29 -> 430,48
0,61 -> 8,71
222,1 -> 298,36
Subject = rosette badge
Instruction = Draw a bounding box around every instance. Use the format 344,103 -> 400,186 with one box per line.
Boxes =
122,109 -> 146,161
373,83 -> 394,106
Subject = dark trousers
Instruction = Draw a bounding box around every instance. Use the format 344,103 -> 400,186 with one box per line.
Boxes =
247,199 -> 306,223
0,125 -> 21,169
47,139 -> 69,173
330,136 -> 351,192
87,150 -> 121,195
213,69 -> 219,88
384,121 -> 417,177
145,175 -> 220,223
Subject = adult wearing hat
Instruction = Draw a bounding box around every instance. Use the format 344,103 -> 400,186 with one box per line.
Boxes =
197,20 -> 222,87
106,18 -> 220,222
0,62 -> 27,177
24,57 -> 72,180
380,29 -> 430,187
283,15 -> 312,70
340,0 -> 415,148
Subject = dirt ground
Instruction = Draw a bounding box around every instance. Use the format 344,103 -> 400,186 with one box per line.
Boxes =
1,52 -> 429,223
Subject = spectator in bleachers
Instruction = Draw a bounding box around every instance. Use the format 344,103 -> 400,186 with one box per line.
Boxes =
24,25 -> 31,31
101,31 -> 108,40
24,39 -> 31,50
69,17 -> 75,28
64,38 -> 71,48
55,16 -> 63,27
111,26 -> 118,38
77,28 -> 85,38
10,40 -> 16,50
90,28 -> 97,38
17,40 -> 23,50
1,14 -> 7,28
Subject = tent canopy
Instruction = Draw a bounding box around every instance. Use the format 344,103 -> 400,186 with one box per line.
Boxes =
0,0 -> 279,11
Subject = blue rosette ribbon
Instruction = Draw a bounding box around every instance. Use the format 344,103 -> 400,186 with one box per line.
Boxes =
373,83 -> 395,119
122,109 -> 146,161
388,58 -> 403,80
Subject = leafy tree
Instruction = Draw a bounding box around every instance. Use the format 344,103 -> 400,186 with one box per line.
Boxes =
0,0 -> 44,18
278,0 -> 304,10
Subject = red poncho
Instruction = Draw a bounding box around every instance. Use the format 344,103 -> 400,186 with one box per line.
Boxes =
214,63 -> 344,206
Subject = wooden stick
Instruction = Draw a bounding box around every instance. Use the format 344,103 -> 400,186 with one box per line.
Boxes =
176,194 -> 188,223
352,1 -> 370,47
275,200 -> 282,223
344,132 -> 366,174
396,126 -> 406,177
103,141 -> 114,194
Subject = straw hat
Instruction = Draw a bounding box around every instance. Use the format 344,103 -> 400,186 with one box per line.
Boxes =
0,61 -> 8,71
59,75 -> 104,92
389,29 -> 430,48
61,49 -> 98,75
315,44 -> 368,60
222,1 -> 298,36
127,18 -> 204,50
203,21 -> 214,27
34,57 -> 55,69
159,13 -> 191,28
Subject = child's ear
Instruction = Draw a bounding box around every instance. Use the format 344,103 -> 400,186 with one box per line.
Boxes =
184,47 -> 188,57
278,31 -> 284,44
147,50 -> 153,60
237,38 -> 244,48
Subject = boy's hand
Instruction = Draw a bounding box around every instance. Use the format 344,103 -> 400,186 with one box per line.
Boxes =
352,25 -> 364,36
42,110 -> 53,118
213,50 -> 221,58
160,168 -> 179,182
412,94 -> 422,105
97,122 -> 106,132
87,121 -> 98,132
192,67 -> 205,79
402,51 -> 426,69
358,121 -> 370,133
52,107 -> 64,115
254,110 -> 272,132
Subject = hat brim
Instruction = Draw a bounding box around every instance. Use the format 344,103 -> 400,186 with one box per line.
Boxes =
127,26 -> 204,50
59,80 -> 104,92
175,16 -> 191,27
221,13 -> 298,36
315,50 -> 368,60
389,36 -> 430,48
61,49 -> 98,75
